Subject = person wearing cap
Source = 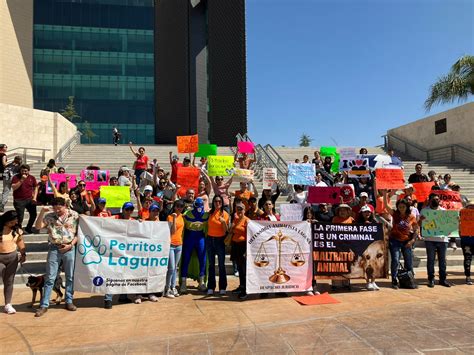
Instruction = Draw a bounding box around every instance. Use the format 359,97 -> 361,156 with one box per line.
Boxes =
139,184 -> 154,204
118,167 -> 132,186
228,202 -> 250,299
180,198 -> 209,293
165,200 -> 185,298
169,152 -> 182,183
397,184 -> 418,203
357,205 -> 375,223
460,202 -> 474,285
91,197 -> 111,217
352,192 -> 374,220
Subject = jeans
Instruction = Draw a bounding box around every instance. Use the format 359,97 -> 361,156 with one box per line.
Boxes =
389,239 -> 413,283
461,244 -> 472,278
40,245 -> 75,308
13,199 -> 37,231
232,242 -> 246,291
0,179 -> 12,209
206,236 -> 227,291
134,169 -> 145,186
425,241 -> 448,281
166,245 -> 183,289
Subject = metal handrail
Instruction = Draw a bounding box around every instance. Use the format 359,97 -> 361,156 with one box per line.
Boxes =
55,131 -> 82,163
6,147 -> 51,164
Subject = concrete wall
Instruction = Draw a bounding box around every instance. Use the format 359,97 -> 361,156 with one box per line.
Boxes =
0,103 -> 77,160
0,0 -> 33,108
388,102 -> 474,150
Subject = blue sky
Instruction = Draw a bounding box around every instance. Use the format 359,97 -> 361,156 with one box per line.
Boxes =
246,0 -> 474,147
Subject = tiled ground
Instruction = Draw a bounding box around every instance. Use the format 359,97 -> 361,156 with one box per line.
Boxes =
1,270 -> 474,354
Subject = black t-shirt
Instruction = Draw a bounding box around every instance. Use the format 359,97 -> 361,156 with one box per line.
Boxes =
315,210 -> 333,222
0,153 -> 6,174
408,173 -> 429,183
71,200 -> 89,215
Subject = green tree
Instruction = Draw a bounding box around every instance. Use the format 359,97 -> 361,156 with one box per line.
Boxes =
299,133 -> 312,147
61,96 -> 81,122
425,55 -> 474,111
82,121 -> 98,144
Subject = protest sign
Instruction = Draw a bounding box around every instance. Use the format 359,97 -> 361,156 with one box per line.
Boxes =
421,210 -> 459,238
375,168 -> 405,190
412,182 -> 435,202
312,222 -> 387,279
320,146 -> 337,157
176,166 -> 201,196
74,216 -> 170,294
287,163 -> 316,186
247,221 -> 312,294
331,153 -> 340,174
338,147 -> 356,160
339,156 -> 370,178
176,134 -> 199,153
307,185 -> 354,204
46,173 -> 77,195
194,144 -> 217,157
460,209 -> 474,236
81,170 -> 109,190
232,168 -> 254,182
100,186 -> 130,208
433,190 -> 463,210
237,141 -> 255,154
263,168 -> 277,188
280,203 -> 308,221
207,156 -> 234,176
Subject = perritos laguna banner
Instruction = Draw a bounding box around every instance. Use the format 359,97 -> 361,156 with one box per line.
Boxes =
246,221 -> 312,294
74,216 -> 170,294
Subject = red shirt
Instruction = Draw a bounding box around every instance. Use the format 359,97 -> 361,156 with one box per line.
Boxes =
12,175 -> 37,201
171,161 -> 182,183
134,155 -> 149,170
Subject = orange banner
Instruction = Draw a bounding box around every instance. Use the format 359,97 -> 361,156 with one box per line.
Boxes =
375,168 -> 405,190
176,166 -> 201,196
177,134 -> 199,153
412,182 -> 435,202
460,209 -> 474,236
433,190 -> 463,210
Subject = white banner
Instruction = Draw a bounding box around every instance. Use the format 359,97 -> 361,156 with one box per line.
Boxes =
246,221 -> 312,294
74,216 -> 170,294
280,203 -> 309,222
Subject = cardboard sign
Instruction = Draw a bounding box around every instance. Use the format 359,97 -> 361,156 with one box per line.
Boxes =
177,134 -> 199,153
81,170 -> 109,191
46,173 -> 77,195
99,186 -> 131,208
237,141 -> 255,154
433,190 -> 463,210
280,203 -> 307,221
312,223 -> 387,279
287,163 -> 316,186
307,185 -> 355,204
412,182 -> 435,202
263,168 -> 278,189
421,209 -> 459,238
320,146 -> 337,157
375,169 -> 405,190
194,144 -> 217,157
176,166 -> 201,196
207,156 -> 235,176
231,168 -> 254,182
460,209 -> 474,236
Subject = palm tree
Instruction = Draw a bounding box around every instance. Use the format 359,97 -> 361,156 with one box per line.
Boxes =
424,55 -> 474,111
299,133 -> 312,147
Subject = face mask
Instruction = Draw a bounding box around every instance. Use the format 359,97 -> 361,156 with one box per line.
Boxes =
430,200 -> 439,208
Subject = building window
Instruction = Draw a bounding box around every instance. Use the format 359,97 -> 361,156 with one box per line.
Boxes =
435,118 -> 447,135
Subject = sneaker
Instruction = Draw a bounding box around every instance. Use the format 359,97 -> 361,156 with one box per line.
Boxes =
149,294 -> 159,302
305,291 -> 314,296
134,296 -> 142,304
35,307 -> 48,317
219,290 -> 226,296
4,304 -> 16,314
449,241 -> 457,250
367,282 -> 375,291
207,289 -> 214,295
172,288 -> 180,297
65,303 -> 77,311
467,277 -> 473,285
165,289 -> 175,299
234,271 -> 239,277
238,292 -> 248,300
104,300 -> 113,309
372,282 -> 380,291
231,286 -> 243,294
179,283 -> 187,294
198,283 -> 207,292
391,282 -> 399,290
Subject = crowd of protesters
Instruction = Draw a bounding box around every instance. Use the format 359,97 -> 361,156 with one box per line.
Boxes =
0,142 -> 472,317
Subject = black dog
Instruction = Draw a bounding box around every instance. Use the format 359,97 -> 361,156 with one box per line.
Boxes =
26,264 -> 64,308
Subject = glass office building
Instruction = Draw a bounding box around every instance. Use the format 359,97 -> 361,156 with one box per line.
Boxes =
33,0 -> 154,144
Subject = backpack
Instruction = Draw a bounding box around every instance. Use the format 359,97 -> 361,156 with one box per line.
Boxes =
397,263 -> 418,289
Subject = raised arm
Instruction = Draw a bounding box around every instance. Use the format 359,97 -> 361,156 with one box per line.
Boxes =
129,142 -> 138,157
250,180 -> 259,198
382,189 -> 394,216
48,174 -> 59,196
169,151 -> 173,165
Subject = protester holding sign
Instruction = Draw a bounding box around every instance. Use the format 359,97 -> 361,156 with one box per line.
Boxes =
459,202 -> 474,285
420,194 -> 453,288
48,173 -> 71,207
234,181 -> 258,211
235,151 -> 256,170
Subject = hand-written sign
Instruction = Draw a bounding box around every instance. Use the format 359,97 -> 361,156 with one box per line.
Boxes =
176,166 -> 201,196
287,163 -> 316,186
263,168 -> 277,188
312,223 -> 386,279
339,156 -> 370,178
237,142 -> 255,154
207,156 -> 235,176
421,209 -> 459,238
412,182 -> 435,202
307,185 -> 355,204
177,134 -> 199,153
338,147 -> 356,160
231,168 -> 254,182
280,203 -> 307,221
460,209 -> 474,236
433,190 -> 463,210
194,144 -> 217,157
99,186 -> 130,208
375,168 -> 405,190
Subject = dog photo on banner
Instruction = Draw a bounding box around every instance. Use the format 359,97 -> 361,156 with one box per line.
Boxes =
246,221 -> 313,294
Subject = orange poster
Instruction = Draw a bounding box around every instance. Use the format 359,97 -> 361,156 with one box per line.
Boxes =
177,134 -> 199,153
460,209 -> 474,236
375,168 -> 405,190
176,166 -> 201,196
412,182 -> 435,202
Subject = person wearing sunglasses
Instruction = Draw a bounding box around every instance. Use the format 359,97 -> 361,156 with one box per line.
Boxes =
203,172 -> 233,214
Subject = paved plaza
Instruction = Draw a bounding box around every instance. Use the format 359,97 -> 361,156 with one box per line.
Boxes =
1,270 -> 474,354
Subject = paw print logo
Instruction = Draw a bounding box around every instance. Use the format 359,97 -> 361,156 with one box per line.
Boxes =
78,235 -> 107,265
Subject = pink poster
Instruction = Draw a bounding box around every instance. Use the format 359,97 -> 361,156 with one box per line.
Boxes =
80,170 -> 109,190
46,174 -> 77,195
307,185 -> 355,204
237,141 -> 255,154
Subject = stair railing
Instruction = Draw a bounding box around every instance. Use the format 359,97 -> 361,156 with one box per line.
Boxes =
6,147 -> 51,164
55,131 -> 82,163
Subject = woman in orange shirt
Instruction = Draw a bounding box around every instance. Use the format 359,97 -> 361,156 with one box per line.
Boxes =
206,195 -> 230,295
165,200 -> 185,298
228,202 -> 250,300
